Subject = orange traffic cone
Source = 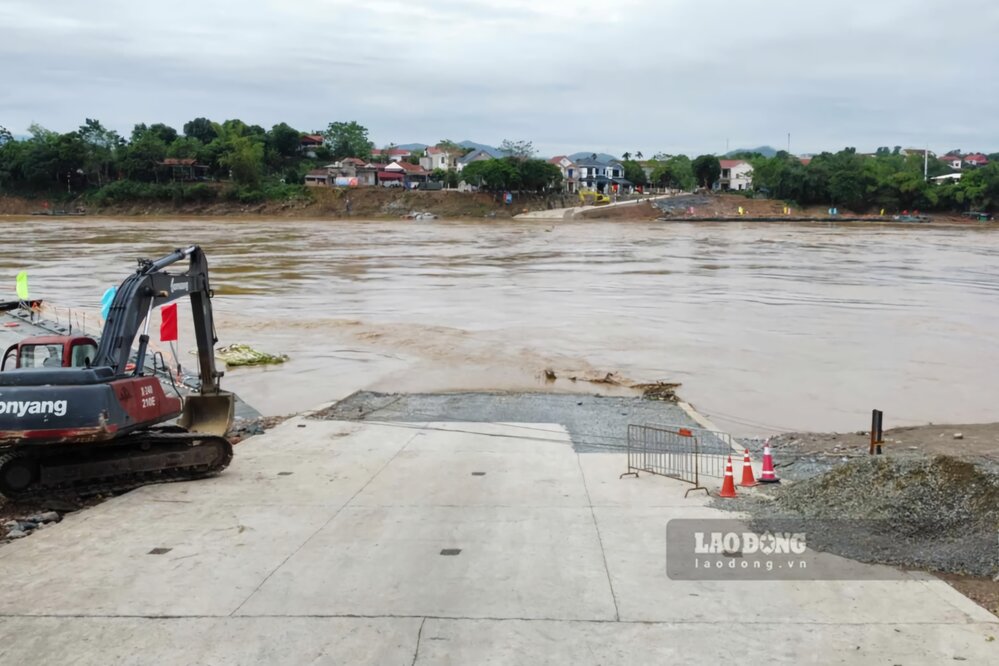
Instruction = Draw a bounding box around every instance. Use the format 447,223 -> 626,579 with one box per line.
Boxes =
739,449 -> 758,487
759,439 -> 781,484
719,456 -> 738,498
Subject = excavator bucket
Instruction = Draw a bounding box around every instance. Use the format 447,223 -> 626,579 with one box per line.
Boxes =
178,391 -> 235,437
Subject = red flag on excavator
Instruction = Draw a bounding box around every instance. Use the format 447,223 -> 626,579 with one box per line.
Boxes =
160,303 -> 178,342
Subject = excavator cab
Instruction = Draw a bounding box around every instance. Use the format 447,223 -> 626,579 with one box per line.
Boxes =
1,335 -> 233,437
1,335 -> 99,371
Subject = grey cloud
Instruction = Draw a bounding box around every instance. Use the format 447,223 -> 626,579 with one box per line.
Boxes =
2,0 -> 997,155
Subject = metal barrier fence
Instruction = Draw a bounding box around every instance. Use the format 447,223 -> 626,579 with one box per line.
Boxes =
621,423 -> 737,496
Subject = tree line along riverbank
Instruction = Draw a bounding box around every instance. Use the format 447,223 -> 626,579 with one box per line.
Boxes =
3,117 -> 998,218
0,187 -> 585,219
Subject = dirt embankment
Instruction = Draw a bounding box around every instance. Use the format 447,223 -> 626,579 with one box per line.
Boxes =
0,188 -> 581,219
581,193 -> 990,225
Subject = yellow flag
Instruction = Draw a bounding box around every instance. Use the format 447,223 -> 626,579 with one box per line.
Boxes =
15,271 -> 28,300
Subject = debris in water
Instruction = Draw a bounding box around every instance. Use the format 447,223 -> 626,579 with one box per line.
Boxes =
216,344 -> 289,367
632,382 -> 682,402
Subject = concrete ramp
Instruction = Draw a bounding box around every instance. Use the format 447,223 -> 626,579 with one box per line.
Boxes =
0,416 -> 994,664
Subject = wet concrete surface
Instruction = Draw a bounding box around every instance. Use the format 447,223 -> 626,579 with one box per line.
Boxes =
318,391 -> 713,453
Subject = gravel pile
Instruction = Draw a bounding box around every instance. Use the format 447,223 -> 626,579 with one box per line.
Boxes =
745,456 -> 999,576
2,511 -> 61,540
653,195 -> 714,215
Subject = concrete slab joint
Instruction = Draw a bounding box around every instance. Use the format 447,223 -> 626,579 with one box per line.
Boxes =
0,415 -> 994,664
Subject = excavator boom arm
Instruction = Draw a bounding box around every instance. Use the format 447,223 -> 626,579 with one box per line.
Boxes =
92,245 -> 225,395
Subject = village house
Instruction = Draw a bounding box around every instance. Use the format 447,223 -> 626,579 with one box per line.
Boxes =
304,168 -> 330,187
963,153 -> 989,167
575,157 -> 630,194
381,160 -> 429,188
330,158 -> 378,187
717,159 -> 753,191
456,148 -> 501,172
304,158 -> 380,188
940,154 -> 963,170
299,134 -> 324,158
158,158 -> 209,182
420,147 -> 462,172
900,148 -> 936,160
547,156 -> 578,192
370,148 -> 411,163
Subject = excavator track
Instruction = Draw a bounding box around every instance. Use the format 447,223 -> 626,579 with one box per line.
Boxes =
0,429 -> 233,501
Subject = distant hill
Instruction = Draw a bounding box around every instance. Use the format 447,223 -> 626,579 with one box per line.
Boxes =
458,140 -> 504,157
725,145 -> 778,158
395,143 -> 428,151
569,151 -> 621,163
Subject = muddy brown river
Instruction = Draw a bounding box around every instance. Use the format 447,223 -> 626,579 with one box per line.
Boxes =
1,216 -> 997,435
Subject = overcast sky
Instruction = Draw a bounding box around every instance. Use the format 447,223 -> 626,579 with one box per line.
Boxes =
2,0 -> 997,156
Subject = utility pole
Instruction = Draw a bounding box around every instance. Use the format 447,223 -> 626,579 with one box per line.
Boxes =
924,148 -> 929,182
787,133 -> 791,155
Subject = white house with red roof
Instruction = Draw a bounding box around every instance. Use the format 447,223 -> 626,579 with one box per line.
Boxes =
717,159 -> 753,191
299,134 -> 325,158
963,153 -> 989,167
548,156 -> 578,192
420,147 -> 461,171
381,159 -> 430,187
940,154 -> 963,170
371,148 -> 412,163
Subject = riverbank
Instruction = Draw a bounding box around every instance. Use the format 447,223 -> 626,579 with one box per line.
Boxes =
5,190 -> 994,224
1,188 -> 580,219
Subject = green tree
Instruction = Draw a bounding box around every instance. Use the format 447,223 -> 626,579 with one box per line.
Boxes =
461,158 -> 521,190
499,139 -> 535,160
183,117 -> 218,144
692,155 -> 721,189
436,139 -> 464,155
166,136 -> 204,160
120,131 -> 167,182
147,123 -> 178,145
323,121 -> 372,160
651,155 -> 695,190
518,158 -> 562,191
267,123 -> 301,159
0,136 -> 24,190
77,118 -> 122,186
621,160 -> 647,186
220,135 -> 264,187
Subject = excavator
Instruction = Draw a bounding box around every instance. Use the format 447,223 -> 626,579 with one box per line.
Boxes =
0,246 -> 235,499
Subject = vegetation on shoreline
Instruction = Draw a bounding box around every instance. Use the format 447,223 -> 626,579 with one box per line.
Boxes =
743,148 -> 999,213
1,117 -> 997,214
0,118 -> 325,207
